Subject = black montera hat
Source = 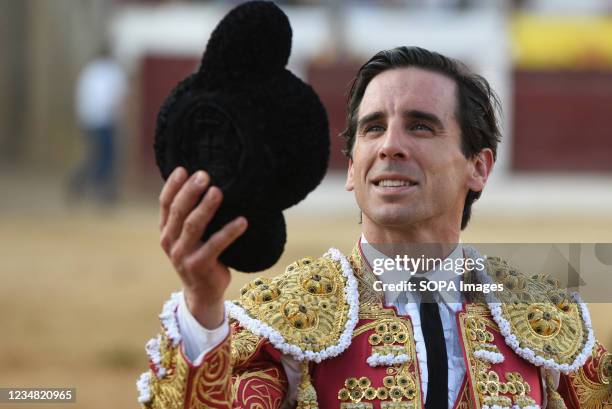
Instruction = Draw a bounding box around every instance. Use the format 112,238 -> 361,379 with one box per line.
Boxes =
154,1 -> 330,272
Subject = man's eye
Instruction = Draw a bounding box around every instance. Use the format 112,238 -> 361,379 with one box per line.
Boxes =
410,123 -> 433,133
364,124 -> 385,134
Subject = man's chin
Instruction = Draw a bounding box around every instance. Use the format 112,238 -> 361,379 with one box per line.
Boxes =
367,209 -> 419,229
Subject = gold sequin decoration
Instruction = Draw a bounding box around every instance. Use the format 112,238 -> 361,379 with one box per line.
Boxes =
362,317 -> 413,363
342,247 -> 421,409
459,304 -> 538,409
338,374 -> 417,405
485,257 -> 590,366
235,255 -> 350,352
464,312 -> 502,357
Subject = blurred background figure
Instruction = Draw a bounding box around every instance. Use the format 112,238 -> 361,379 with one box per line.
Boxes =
68,44 -> 126,206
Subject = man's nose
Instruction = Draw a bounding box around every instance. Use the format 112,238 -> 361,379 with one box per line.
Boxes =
378,125 -> 408,160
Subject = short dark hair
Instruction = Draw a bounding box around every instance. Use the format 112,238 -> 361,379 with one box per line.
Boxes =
340,46 -> 502,230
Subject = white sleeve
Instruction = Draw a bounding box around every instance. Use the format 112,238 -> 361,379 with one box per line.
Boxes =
176,291 -> 230,366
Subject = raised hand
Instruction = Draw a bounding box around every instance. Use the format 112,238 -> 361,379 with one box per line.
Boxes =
159,167 -> 248,329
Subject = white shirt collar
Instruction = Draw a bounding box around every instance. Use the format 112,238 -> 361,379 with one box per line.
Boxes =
359,234 -> 464,311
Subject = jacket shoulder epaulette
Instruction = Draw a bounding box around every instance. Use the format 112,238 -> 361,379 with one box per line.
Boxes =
225,249 -> 360,363
481,256 -> 595,373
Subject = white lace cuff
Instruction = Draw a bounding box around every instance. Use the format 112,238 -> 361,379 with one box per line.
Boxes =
176,290 -> 230,365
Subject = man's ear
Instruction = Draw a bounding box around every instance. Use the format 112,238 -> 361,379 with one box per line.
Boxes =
466,148 -> 494,193
345,157 -> 355,192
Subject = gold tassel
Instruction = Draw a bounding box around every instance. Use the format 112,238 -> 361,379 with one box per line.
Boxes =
296,361 -> 318,409
545,370 -> 568,409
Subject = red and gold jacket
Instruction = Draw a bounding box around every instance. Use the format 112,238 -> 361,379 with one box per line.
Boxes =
137,246 -> 612,409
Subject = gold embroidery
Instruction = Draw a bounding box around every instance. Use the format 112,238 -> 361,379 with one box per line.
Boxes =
231,367 -> 287,409
513,396 -> 538,407
568,342 -> 612,409
337,249 -> 421,409
543,370 -> 567,409
299,263 -> 337,295
189,339 -> 232,409
362,318 -> 413,362
340,403 -> 373,409
570,368 -> 612,408
145,333 -> 189,409
380,402 -> 412,409
338,374 -> 417,405
459,304 -> 538,409
597,345 -> 612,386
372,345 -> 410,357
455,377 -> 474,409
485,257 -> 591,367
348,246 -> 386,314
461,305 -> 491,408
354,317 -> 415,367
297,361 -> 318,409
464,313 -> 502,357
598,352 -> 612,385
525,303 -> 562,337
230,326 -> 263,367
235,255 -> 350,352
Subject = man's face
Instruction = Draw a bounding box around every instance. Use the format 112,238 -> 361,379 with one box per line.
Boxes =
346,67 -> 481,232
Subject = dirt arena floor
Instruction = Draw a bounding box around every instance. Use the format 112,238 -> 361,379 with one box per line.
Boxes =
2,190 -> 612,408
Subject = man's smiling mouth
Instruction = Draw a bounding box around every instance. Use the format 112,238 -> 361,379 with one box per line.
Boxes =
375,179 -> 418,187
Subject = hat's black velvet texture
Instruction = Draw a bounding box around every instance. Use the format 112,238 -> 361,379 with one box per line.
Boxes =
154,1 -> 329,272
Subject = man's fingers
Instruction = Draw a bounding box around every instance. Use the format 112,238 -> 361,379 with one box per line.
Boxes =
206,217 -> 248,259
160,170 -> 210,254
159,167 -> 187,231
170,186 -> 223,264
187,217 -> 248,268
